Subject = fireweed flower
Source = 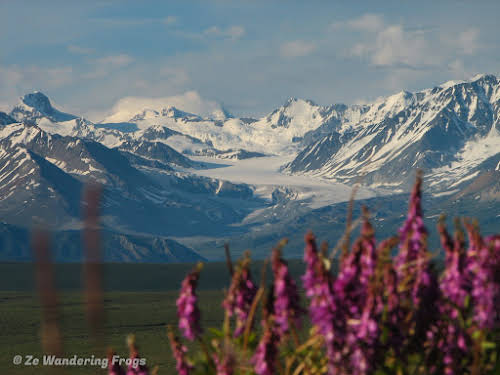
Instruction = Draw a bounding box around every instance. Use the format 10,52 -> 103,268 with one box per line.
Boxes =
302,232 -> 340,374
271,245 -> 303,336
485,234 -> 500,327
302,215 -> 381,374
108,350 -> 125,375
168,328 -> 193,375
212,351 -> 235,375
176,262 -> 203,341
373,237 -> 400,320
426,221 -> 471,375
394,173 -> 438,347
438,220 -> 469,313
222,252 -> 257,337
330,214 -> 379,375
302,232 -> 336,345
252,321 -> 280,375
126,349 -> 148,375
394,173 -> 433,308
465,223 -> 499,330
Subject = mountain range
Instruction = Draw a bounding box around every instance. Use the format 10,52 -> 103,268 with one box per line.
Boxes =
0,74 -> 498,261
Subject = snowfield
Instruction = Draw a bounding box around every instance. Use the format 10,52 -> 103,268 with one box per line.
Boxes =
188,155 -> 378,209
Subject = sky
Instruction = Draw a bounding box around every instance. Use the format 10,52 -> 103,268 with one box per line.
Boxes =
0,0 -> 499,121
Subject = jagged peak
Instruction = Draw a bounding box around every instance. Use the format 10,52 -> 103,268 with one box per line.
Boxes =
0,111 -> 16,126
161,106 -> 199,118
20,91 -> 53,113
437,73 -> 498,90
282,97 -> 318,108
11,91 -> 77,123
211,106 -> 233,121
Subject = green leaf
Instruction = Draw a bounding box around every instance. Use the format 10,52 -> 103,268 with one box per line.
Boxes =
481,341 -> 496,350
208,327 -> 224,338
464,294 -> 470,309
472,330 -> 482,340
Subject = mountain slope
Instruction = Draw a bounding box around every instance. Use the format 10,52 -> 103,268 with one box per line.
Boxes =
284,74 -> 500,194
10,92 -> 78,124
0,112 -> 16,125
0,222 -> 205,262
0,75 -> 498,262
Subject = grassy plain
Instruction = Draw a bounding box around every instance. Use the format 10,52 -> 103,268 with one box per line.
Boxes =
0,261 -> 305,374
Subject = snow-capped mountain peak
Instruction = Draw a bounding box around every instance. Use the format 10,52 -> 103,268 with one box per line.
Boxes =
21,92 -> 53,114
10,91 -> 77,124
160,106 -> 201,120
0,111 -> 16,126
284,73 -> 500,194
437,73 -> 496,90
262,97 -> 326,129
211,106 -> 233,121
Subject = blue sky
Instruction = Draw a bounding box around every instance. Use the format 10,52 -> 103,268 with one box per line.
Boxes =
1,0 -> 499,120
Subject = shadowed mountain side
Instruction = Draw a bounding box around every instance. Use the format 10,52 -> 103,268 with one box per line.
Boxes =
0,223 -> 204,263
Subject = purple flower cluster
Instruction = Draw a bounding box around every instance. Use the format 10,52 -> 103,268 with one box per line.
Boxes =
331,215 -> 379,375
426,221 -> 471,375
168,329 -> 193,375
222,252 -> 257,337
176,263 -> 202,341
394,174 -> 433,309
252,322 -> 280,375
169,173 -> 500,375
213,351 -> 235,375
486,234 -> 500,327
107,338 -> 149,375
302,213 -> 381,375
271,246 -> 303,336
374,237 -> 400,323
302,232 -> 336,346
465,224 -> 500,330
108,351 -> 125,375
126,348 -> 149,375
439,221 -> 469,313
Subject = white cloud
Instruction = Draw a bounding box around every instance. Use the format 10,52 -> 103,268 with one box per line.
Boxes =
329,13 -> 384,33
95,54 -> 133,67
0,64 -> 74,110
204,25 -> 245,40
280,40 -> 316,58
0,65 -> 73,90
43,67 -> 74,87
346,14 -> 484,70
347,13 -> 384,32
103,91 -> 222,122
0,66 -> 23,89
456,28 -> 480,55
85,54 -> 134,79
163,15 -> 177,26
158,66 -> 190,86
448,59 -> 469,78
67,45 -> 94,55
366,25 -> 430,67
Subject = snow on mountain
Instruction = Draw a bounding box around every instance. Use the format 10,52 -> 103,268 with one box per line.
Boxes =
101,92 -> 224,123
11,92 -> 341,159
0,111 -> 16,125
1,75 -> 499,260
128,106 -> 202,122
125,98 -> 344,155
0,122 -> 260,238
284,74 -> 500,195
7,75 -> 500,198
10,92 -> 78,124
